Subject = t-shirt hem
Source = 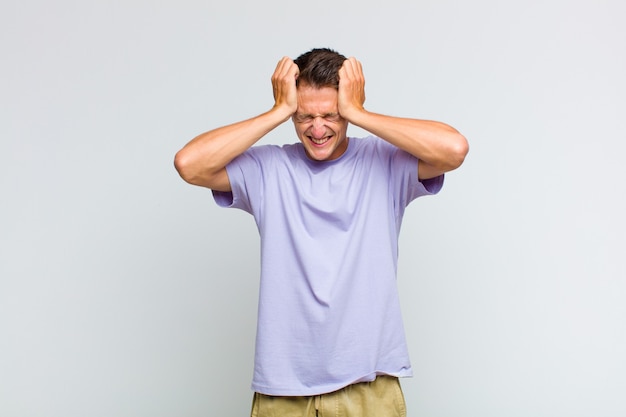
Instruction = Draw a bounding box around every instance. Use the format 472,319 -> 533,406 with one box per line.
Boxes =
251,368 -> 413,396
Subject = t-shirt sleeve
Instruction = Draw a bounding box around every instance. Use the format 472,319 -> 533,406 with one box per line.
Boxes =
416,160 -> 445,195
388,142 -> 444,209
211,147 -> 268,214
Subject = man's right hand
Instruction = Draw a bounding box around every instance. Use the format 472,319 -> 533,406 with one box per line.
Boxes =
271,57 -> 299,118
175,57 -> 302,191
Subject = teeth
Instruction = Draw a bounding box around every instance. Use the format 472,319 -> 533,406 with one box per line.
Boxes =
312,137 -> 329,145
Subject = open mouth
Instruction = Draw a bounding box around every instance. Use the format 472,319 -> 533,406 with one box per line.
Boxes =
310,136 -> 331,146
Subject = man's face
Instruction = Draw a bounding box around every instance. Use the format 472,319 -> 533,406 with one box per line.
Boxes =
292,84 -> 349,161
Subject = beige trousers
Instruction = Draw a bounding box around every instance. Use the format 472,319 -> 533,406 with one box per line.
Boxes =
250,375 -> 407,417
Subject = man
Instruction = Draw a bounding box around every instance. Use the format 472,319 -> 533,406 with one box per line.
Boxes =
175,48 -> 468,417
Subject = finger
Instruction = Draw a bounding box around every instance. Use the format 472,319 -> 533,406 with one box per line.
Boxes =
347,57 -> 364,81
340,57 -> 362,83
273,57 -> 290,79
276,58 -> 299,84
338,59 -> 352,80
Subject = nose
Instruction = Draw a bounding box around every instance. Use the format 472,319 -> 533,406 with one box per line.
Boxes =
311,117 -> 326,139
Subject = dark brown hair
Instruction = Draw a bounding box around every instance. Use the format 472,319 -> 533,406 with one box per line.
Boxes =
294,48 -> 347,89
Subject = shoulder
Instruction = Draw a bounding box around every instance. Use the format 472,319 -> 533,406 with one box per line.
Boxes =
244,143 -> 303,158
352,136 -> 408,160
231,143 -> 300,166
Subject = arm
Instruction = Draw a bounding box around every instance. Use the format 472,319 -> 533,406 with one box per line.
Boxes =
338,58 -> 469,180
174,57 -> 299,191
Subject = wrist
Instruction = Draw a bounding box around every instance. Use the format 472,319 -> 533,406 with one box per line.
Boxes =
341,106 -> 368,126
270,103 -> 296,122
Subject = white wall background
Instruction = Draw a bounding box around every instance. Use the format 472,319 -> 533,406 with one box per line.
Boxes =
1,0 -> 625,416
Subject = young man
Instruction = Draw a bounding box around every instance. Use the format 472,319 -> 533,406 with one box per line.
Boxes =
175,48 -> 468,417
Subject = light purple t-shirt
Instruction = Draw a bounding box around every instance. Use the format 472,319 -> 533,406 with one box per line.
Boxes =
213,136 -> 443,396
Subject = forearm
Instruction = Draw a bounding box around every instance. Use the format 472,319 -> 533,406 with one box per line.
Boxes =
174,106 -> 291,187
348,110 -> 469,172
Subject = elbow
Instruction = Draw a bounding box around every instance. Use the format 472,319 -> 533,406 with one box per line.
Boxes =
174,149 -> 198,185
174,148 -> 223,189
451,133 -> 469,169
440,133 -> 469,172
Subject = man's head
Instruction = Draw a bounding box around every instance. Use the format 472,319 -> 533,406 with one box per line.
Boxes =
292,48 -> 350,161
294,48 -> 347,89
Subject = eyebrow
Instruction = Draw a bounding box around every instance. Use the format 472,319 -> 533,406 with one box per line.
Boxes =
294,112 -> 339,120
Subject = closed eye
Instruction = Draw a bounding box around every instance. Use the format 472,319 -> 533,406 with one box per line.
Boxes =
294,113 -> 341,123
